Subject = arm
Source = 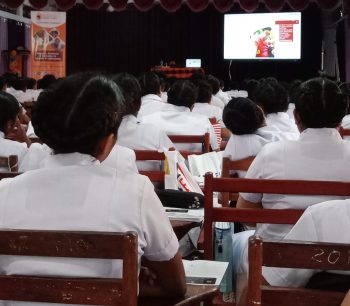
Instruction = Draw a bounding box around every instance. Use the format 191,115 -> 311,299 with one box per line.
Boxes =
139,252 -> 186,297
236,196 -> 263,227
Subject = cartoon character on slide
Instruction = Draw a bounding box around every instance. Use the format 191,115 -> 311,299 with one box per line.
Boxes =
251,27 -> 275,58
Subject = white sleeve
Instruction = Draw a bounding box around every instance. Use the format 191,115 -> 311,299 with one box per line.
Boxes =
141,178 -> 179,261
263,207 -> 318,287
239,146 -> 266,203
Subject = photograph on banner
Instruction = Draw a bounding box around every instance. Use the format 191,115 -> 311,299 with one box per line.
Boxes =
31,11 -> 66,79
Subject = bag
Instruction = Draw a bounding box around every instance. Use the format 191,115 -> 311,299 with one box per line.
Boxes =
156,189 -> 204,209
164,150 -> 203,194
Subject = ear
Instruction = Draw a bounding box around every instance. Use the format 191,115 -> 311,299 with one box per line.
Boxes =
293,109 -> 305,132
96,133 -> 117,162
3,119 -> 16,136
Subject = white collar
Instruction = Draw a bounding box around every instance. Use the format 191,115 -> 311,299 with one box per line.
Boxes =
0,131 -> 4,139
141,94 -> 162,103
42,153 -> 100,168
300,128 -> 342,141
162,104 -> 190,112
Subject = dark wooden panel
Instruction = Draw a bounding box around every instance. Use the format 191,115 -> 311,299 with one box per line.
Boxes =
0,230 -> 136,259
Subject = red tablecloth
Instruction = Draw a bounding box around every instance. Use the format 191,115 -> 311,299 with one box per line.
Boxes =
151,66 -> 204,79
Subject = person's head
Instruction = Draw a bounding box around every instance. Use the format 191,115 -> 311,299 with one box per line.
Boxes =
32,73 -> 125,161
196,80 -> 212,103
223,97 -> 265,135
254,81 -> 289,114
138,72 -> 161,96
168,80 -> 197,109
262,27 -> 272,37
0,76 -> 7,91
294,77 -> 348,131
289,79 -> 302,104
0,91 -> 20,135
189,72 -> 205,86
219,79 -> 225,90
243,79 -> 260,100
112,72 -> 141,117
206,75 -> 220,95
38,74 -> 57,90
26,78 -> 37,90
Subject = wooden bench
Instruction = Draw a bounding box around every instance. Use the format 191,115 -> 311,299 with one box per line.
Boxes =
220,156 -> 255,207
339,127 -> 350,138
169,133 -> 210,158
203,173 -> 350,260
135,150 -> 166,183
247,236 -> 349,306
0,155 -> 18,172
0,229 -> 138,305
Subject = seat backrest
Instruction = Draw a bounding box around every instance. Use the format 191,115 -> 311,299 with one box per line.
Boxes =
247,236 -> 348,306
220,156 -> 255,207
169,133 -> 210,158
0,172 -> 21,180
339,127 -> 350,138
0,155 -> 18,172
0,229 -> 138,306
134,150 -> 165,183
203,173 -> 350,259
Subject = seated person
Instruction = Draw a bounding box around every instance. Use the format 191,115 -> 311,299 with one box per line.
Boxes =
0,91 -> 30,170
232,78 -> 350,281
223,97 -> 283,177
192,80 -> 223,126
207,75 -> 225,109
142,80 -> 220,152
254,79 -> 299,139
0,73 -> 186,301
112,72 -> 174,171
138,72 -> 165,118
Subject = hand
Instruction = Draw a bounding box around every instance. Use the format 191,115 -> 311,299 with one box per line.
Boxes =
6,118 -> 31,147
140,266 -> 158,287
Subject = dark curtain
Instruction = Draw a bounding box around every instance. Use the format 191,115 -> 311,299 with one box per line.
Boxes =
7,19 -> 25,50
66,3 -> 330,85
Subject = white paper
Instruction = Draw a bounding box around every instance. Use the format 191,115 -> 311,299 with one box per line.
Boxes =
165,207 -> 204,222
183,260 -> 229,286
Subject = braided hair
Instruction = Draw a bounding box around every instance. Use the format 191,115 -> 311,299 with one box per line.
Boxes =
295,77 -> 348,128
32,73 -> 125,156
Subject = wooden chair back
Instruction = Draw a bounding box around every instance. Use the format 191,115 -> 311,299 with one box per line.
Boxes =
134,150 -> 165,183
0,229 -> 138,306
220,156 -> 255,207
247,236 -> 348,306
0,155 -> 18,172
203,173 -> 350,260
339,127 -> 350,138
0,172 -> 21,179
169,133 -> 210,158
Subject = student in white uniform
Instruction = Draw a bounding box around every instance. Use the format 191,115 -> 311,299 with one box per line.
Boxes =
192,80 -> 223,125
138,72 -> 165,118
112,73 -> 174,171
0,73 -> 186,303
142,80 -> 219,152
0,92 -> 30,169
232,77 -> 350,281
216,79 -> 231,105
207,75 -> 227,108
255,79 -> 299,139
223,97 -> 283,177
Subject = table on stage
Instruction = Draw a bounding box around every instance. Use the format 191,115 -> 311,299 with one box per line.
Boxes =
139,284 -> 219,306
151,66 -> 204,79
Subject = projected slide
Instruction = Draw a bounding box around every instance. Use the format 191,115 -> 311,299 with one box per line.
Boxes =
224,12 -> 301,60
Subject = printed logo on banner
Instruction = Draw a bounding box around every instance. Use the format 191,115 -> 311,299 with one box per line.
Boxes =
30,11 -> 66,79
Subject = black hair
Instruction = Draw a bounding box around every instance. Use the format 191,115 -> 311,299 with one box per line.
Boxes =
0,76 -> 7,91
26,78 -> 37,90
295,77 -> 348,128
189,72 -> 205,86
112,73 -> 141,116
168,80 -> 197,108
223,97 -> 265,135
219,79 -> 225,89
243,79 -> 260,100
196,80 -> 212,103
289,79 -> 302,104
206,75 -> 220,95
262,27 -> 272,31
0,91 -> 20,132
138,72 -> 161,96
32,73 -> 125,156
37,74 -> 57,90
254,81 -> 289,114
